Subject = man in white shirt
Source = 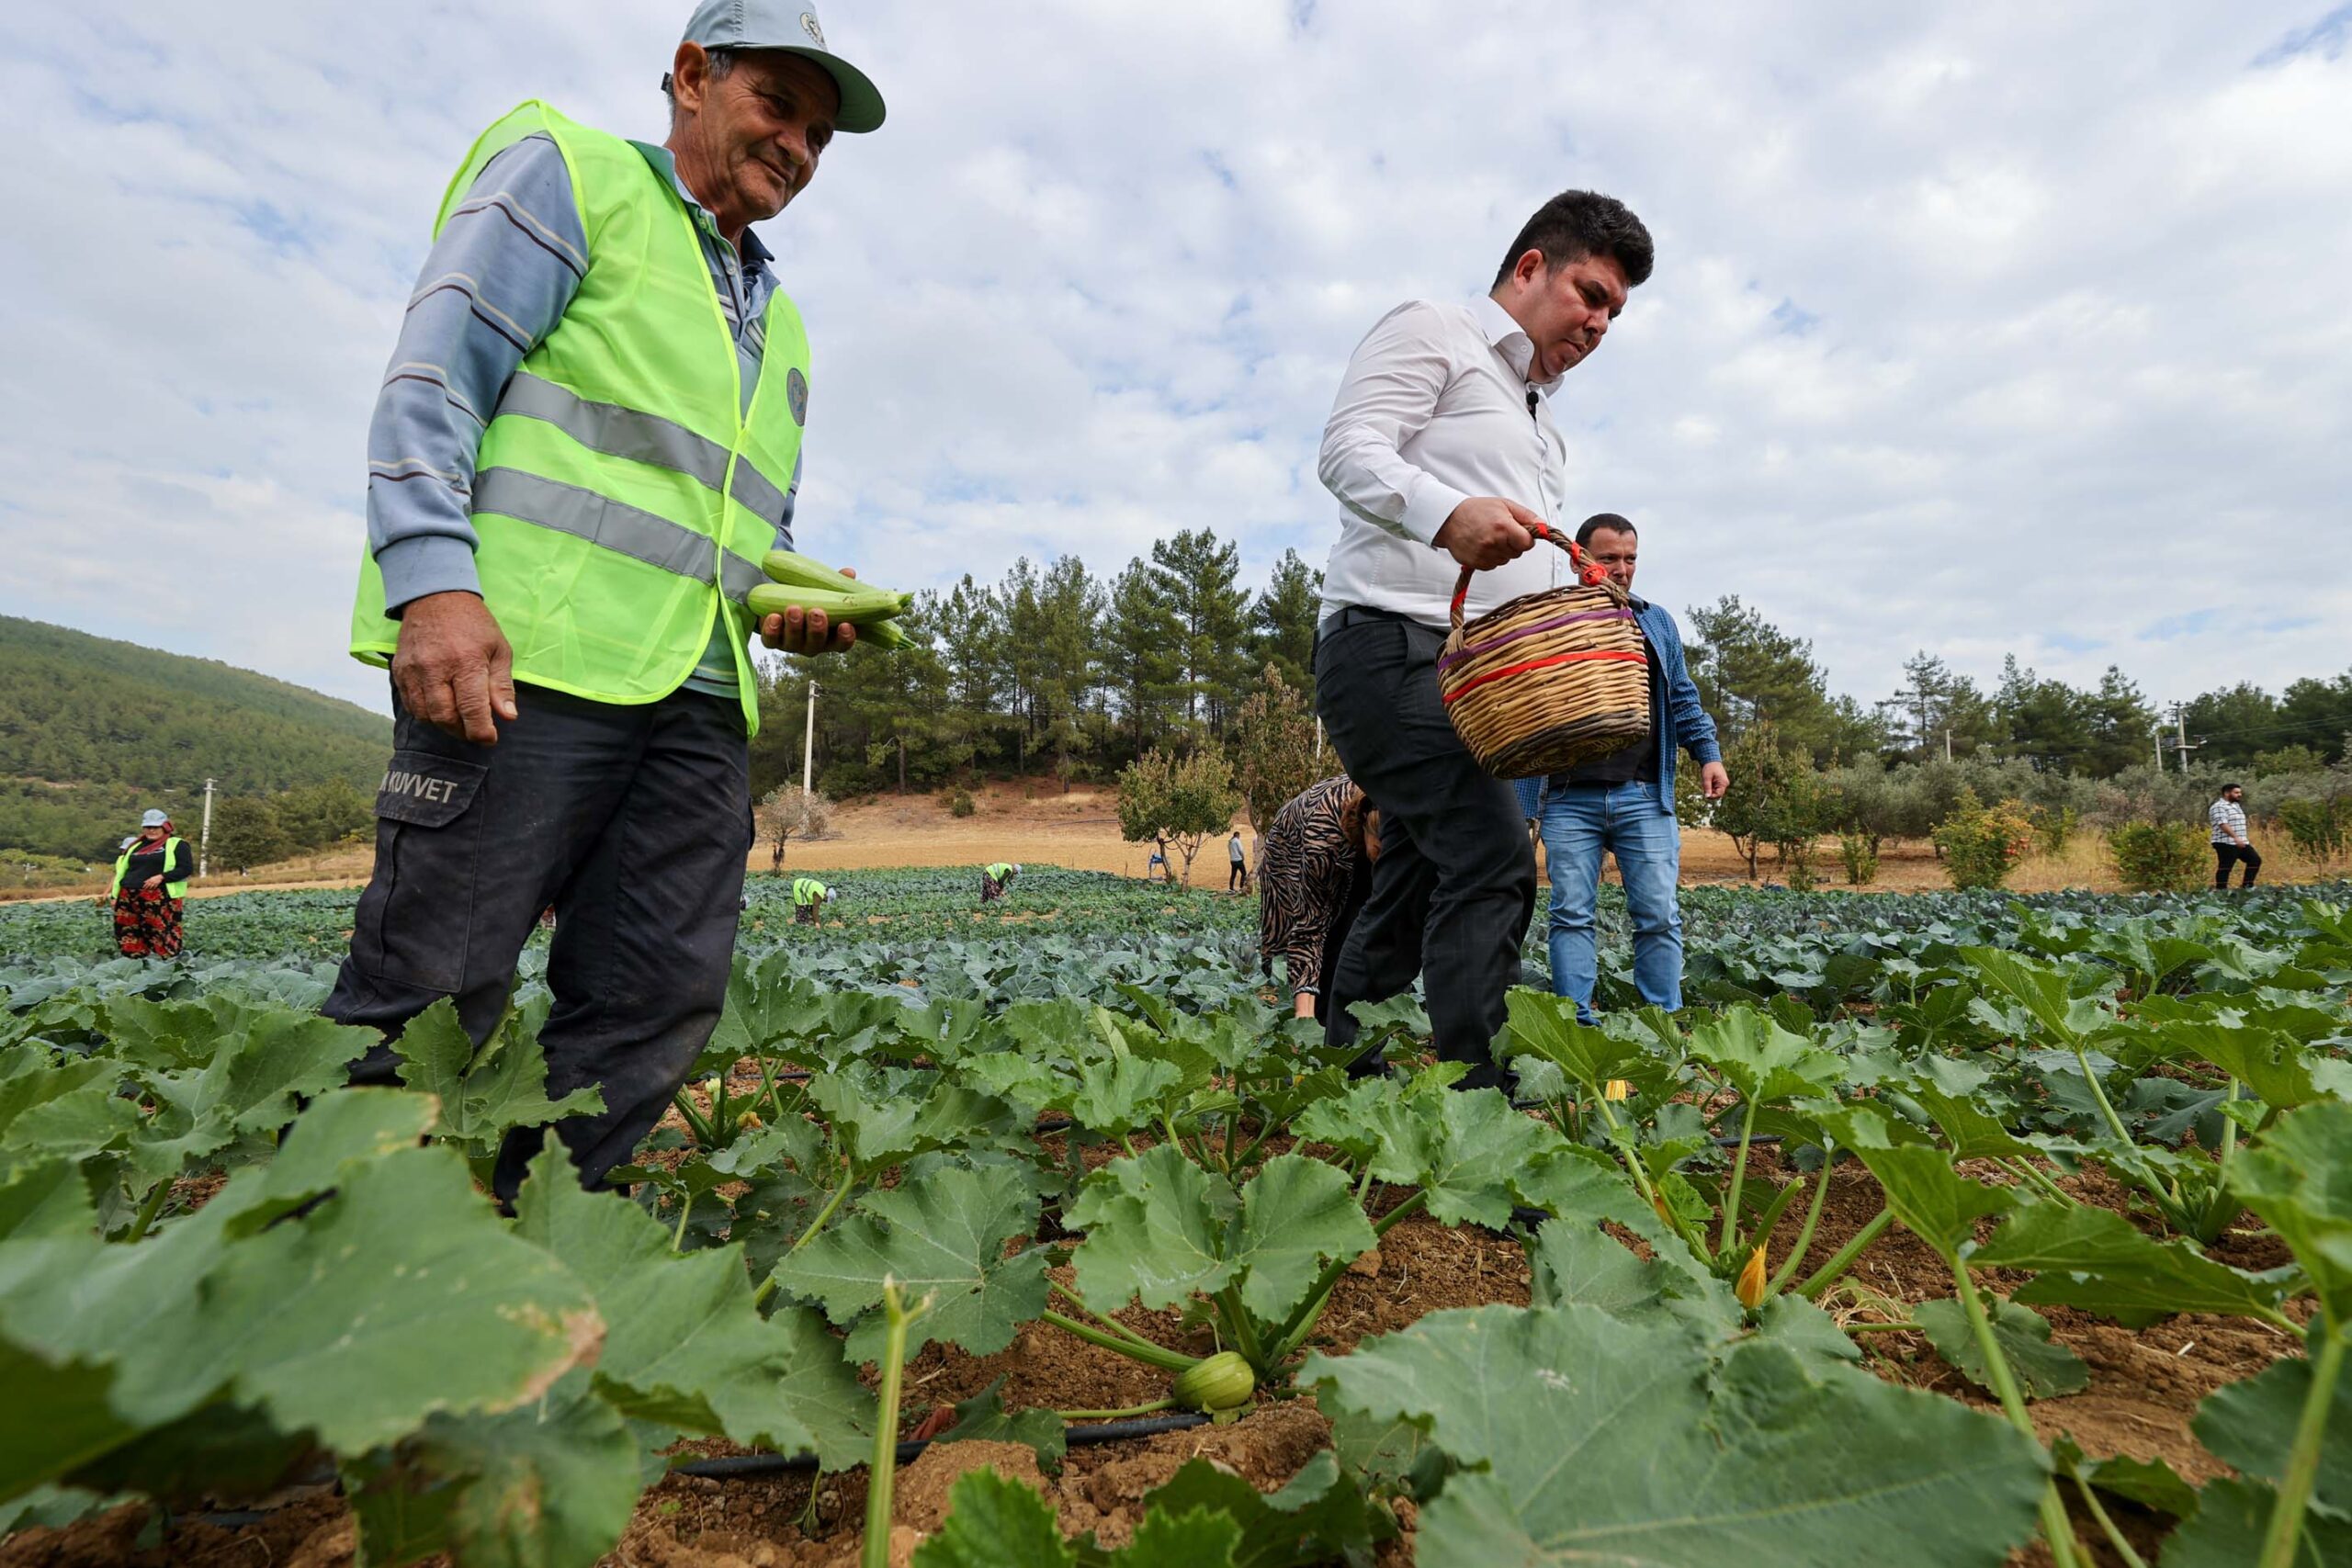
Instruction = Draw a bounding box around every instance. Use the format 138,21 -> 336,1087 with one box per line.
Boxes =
1312,189 -> 1654,1088
2210,784 -> 2259,888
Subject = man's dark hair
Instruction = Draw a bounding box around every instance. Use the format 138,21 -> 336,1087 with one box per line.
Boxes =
1494,191 -> 1655,290
2221,783 -> 2243,795
1576,513 -> 1637,547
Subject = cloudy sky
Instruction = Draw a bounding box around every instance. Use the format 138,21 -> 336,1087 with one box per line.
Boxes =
1,1 -> 2346,717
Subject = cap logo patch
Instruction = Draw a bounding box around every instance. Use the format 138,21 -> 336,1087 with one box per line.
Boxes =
799,11 -> 825,45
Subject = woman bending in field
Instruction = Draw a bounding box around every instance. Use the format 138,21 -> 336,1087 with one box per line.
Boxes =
1257,776 -> 1380,1021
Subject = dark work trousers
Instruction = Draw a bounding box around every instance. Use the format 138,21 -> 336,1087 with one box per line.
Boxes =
1314,613 -> 1537,1089
325,680 -> 752,1200
2213,841 -> 2261,888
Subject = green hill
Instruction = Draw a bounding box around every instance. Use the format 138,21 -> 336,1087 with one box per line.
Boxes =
0,615 -> 390,860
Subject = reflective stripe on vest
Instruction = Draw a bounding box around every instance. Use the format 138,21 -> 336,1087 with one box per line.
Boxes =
348,102 -> 810,735
793,877 -> 826,906
112,837 -> 189,900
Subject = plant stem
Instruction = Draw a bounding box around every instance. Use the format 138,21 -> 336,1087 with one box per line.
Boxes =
2256,1318 -> 2347,1568
1058,1397 -> 1177,1420
2071,1044 -> 2137,1150
1796,1207 -> 1892,1300
2068,1468 -> 2150,1568
1269,1190 -> 1430,1363
862,1280 -> 931,1568
673,1191 -> 695,1251
1953,1267 -> 2084,1568
2199,1078 -> 2241,1243
1997,1156 -> 2076,1208
122,1178 -> 175,1244
1047,1280 -> 1164,1352
1039,1308 -> 1197,1374
1768,1156 -> 1834,1295
1719,1094 -> 1761,1255
787,1165 -> 857,1260
1845,1320 -> 1922,1334
1216,1284 -> 1268,1371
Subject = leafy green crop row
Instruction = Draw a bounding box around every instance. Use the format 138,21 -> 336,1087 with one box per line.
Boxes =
2,874 -> 2347,1566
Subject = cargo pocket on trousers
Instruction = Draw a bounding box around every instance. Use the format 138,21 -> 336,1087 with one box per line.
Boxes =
355,750 -> 490,995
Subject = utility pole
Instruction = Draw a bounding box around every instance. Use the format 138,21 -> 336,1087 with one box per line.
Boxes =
802,681 -> 818,804
198,778 -> 216,879
1943,728 -> 1953,763
2164,702 -> 2203,772
2152,724 -> 2164,773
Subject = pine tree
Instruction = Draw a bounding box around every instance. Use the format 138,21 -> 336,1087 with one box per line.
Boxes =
1148,528 -> 1253,736
1102,560 -> 1182,758
1250,548 -> 1324,698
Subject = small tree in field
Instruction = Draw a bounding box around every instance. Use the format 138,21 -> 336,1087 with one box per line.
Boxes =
1711,723 -> 1826,881
1117,749 -> 1241,885
209,796 -> 290,874
1227,665 -> 1319,833
756,786 -> 834,874
1930,788 -> 2035,891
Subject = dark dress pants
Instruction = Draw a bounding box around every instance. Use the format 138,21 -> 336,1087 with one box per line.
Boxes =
325,680 -> 752,1199
1314,615 -> 1536,1089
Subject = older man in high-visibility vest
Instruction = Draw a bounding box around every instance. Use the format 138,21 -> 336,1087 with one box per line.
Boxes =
325,0 -> 885,1199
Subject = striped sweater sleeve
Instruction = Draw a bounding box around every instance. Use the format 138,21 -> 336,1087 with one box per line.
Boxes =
365,134 -> 587,615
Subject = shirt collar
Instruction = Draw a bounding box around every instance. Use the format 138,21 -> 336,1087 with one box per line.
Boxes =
629,141 -> 775,269
1474,296 -> 1561,398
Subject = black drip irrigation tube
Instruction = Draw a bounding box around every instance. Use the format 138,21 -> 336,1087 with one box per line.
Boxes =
182,1415 -> 1212,1529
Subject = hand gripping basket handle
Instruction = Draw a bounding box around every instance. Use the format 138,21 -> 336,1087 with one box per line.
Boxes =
1447,524 -> 1618,636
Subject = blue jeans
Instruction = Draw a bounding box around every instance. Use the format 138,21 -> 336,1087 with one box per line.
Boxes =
1541,780 -> 1683,1021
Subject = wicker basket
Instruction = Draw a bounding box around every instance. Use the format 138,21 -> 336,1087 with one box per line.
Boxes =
1437,529 -> 1650,778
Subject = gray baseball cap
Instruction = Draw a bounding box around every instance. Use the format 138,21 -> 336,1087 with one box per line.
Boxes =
678,0 -> 886,133
140,808 -> 169,829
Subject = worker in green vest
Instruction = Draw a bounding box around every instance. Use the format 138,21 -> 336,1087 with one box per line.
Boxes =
323,0 -> 887,1201
791,876 -> 831,926
99,809 -> 194,959
980,861 -> 1020,903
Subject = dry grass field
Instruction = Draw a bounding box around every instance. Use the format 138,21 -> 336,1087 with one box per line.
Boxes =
12,774 -> 2347,902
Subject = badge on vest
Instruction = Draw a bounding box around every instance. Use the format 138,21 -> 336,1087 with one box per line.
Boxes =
786,367 -> 808,427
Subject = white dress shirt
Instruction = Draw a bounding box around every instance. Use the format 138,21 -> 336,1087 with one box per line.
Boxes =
1317,296 -> 1570,627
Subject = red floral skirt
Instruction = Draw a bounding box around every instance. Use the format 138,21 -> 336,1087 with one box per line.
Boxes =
112,886 -> 185,958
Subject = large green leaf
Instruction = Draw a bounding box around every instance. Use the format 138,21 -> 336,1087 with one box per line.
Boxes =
2161,1475 -> 2352,1567
1065,1055 -> 1185,1137
1914,1295 -> 2088,1400
2233,1100 -> 2352,1320
391,999 -> 602,1150
1849,1141 -> 2015,1260
0,1331 -> 137,1500
2191,1325 -> 2352,1519
1683,1006 -> 1842,1104
512,1145 -> 858,1458
1228,1154 -> 1377,1323
1498,989 -> 1647,1089
1970,1202 -> 2295,1327
2158,1021 -> 2348,1111
1068,1144 -> 1238,1313
344,1367 -> 639,1568
930,1376 -> 1068,1467
807,1072 -> 1020,1170
1962,947 -> 2117,1043
1306,1303 -> 2046,1567
774,1161 -> 1046,1362
1127,1451 -> 1388,1567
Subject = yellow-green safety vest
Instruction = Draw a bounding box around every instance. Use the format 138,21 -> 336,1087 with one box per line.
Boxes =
792,876 -> 828,907
349,100 -> 812,735
985,863 -> 1014,881
111,837 -> 188,899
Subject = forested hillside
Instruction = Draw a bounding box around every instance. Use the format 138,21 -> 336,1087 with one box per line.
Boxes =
0,616 -> 389,860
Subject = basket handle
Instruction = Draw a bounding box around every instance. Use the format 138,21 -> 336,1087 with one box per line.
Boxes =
1447,523 -> 1617,635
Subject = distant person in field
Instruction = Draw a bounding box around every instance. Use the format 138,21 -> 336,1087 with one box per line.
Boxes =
791,875 -> 832,926
1313,189 -> 1655,1088
2210,784 -> 2260,889
1147,836 -> 1171,883
1258,778 -> 1381,1021
1539,514 -> 1727,1021
980,861 -> 1019,902
1227,829 -> 1248,892
323,1 -> 886,1201
99,809 -> 192,959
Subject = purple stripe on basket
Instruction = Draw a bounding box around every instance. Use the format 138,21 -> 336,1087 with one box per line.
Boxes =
1437,607 -> 1637,673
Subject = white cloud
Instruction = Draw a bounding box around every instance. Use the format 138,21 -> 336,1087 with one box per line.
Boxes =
0,0 -> 2346,724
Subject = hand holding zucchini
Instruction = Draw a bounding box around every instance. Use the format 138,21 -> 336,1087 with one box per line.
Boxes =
750,549 -> 913,651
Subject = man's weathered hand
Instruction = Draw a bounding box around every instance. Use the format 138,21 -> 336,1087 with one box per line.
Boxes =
1433,497 -> 1543,570
758,565 -> 861,656
1701,761 -> 1730,801
392,592 -> 518,746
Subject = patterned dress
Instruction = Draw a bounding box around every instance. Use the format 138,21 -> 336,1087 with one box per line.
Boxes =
1257,776 -> 1374,1001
